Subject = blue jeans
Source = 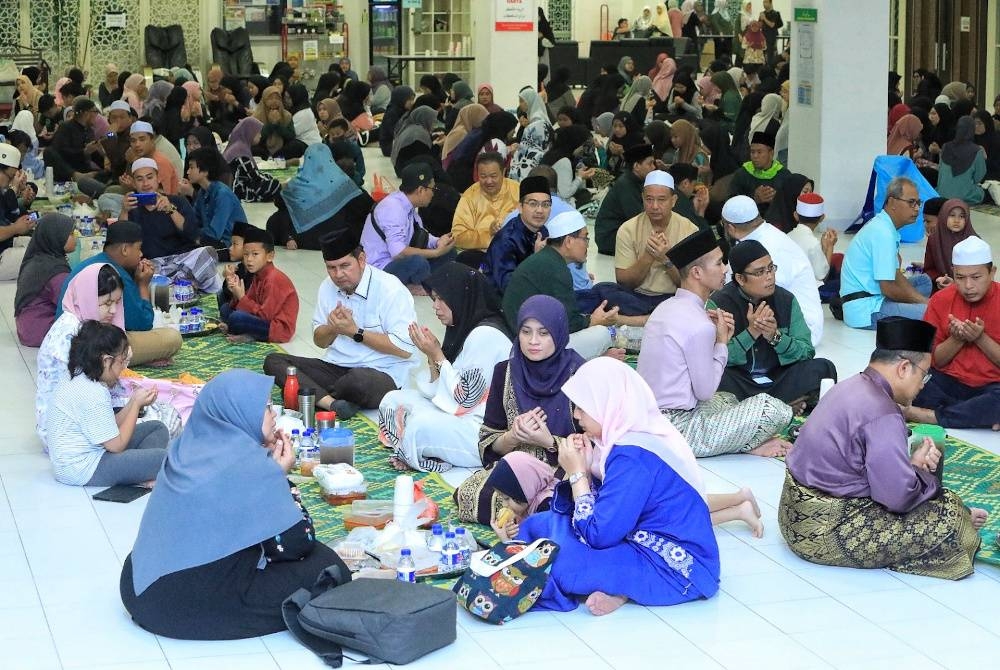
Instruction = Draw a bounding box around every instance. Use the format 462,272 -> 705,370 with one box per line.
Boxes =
868,273 -> 932,327
220,304 -> 271,341
383,249 -> 458,286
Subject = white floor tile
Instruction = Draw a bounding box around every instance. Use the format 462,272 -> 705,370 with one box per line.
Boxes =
471,625 -> 593,665
166,654 -> 279,670
789,625 -> 918,666
154,635 -> 267,661
699,633 -> 830,670
748,597 -> 869,634
44,602 -> 165,669
721,568 -> 825,605
836,588 -> 953,622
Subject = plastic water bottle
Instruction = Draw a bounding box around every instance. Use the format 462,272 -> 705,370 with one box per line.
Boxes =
396,548 -> 416,583
454,527 -> 471,568
439,532 -> 460,573
290,429 -> 301,465
179,310 -> 190,334
193,308 -> 204,332
426,523 -> 444,552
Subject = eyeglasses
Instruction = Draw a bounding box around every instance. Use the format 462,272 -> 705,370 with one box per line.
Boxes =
572,232 -> 591,243
909,361 -> 932,385
891,196 -> 923,209
522,199 -> 552,210
741,263 -> 778,278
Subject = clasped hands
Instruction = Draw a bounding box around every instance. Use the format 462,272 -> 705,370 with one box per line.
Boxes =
644,231 -> 670,263
327,301 -> 358,337
224,265 -> 245,300
511,407 -> 554,449
948,314 -> 984,343
910,437 -> 941,473
408,322 -> 443,360
707,307 -> 735,344
746,302 -> 777,341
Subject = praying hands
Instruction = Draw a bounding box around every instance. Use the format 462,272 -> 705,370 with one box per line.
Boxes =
327,302 -> 358,337
948,314 -> 985,343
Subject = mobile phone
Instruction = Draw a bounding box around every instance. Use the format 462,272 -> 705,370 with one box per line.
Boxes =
134,191 -> 157,206
106,132 -> 115,138
27,211 -> 39,221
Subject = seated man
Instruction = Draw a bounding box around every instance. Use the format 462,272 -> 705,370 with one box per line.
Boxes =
728,132 -> 789,218
58,221 -> 182,365
780,316 -> 987,580
667,162 -> 710,231
906,236 -> 1000,429
480,175 -> 552,293
638,228 -> 793,457
100,101 -> 135,186
359,162 -> 455,295
787,193 -> 835,282
722,195 -> 823,346
122,121 -> 179,196
840,176 -> 931,328
45,97 -> 107,198
118,158 -> 222,294
450,151 -> 520,255
263,228 -> 418,419
595,143 -> 656,255
503,210 -> 625,360
710,239 -> 836,412
0,143 -> 36,281
221,228 -> 298,344
187,147 -> 247,258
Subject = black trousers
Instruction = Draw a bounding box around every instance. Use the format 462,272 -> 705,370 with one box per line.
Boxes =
263,353 -> 398,408
718,358 -> 837,404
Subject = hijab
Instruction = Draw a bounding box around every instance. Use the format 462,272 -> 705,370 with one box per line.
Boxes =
927,198 -> 977,280
701,120 -> 739,179
11,110 -> 38,148
749,93 -> 783,137
187,126 -> 219,153
391,105 -> 437,166
669,119 -> 703,165
424,262 -> 509,362
929,102 -> 956,147
181,81 -> 202,118
509,295 -> 585,437
288,83 -> 312,114
617,57 -> 635,85
442,103 -> 488,161
519,88 -> 549,126
620,75 -> 653,116
644,120 -> 671,160
768,173 -> 814,233
711,71 -> 737,97
593,111 -> 615,136
887,113 -> 923,155
542,124 -> 592,166
653,5 -> 671,34
122,73 -> 146,116
942,81 -> 968,103
546,67 -> 572,102
369,66 -> 389,92
973,109 -> 1000,176
562,358 -> 705,500
610,111 -> 643,149
222,117 -> 263,162
14,75 -> 41,110
451,81 -> 474,108
61,263 -> 126,329
248,75 -> 271,105
697,74 -> 722,105
651,55 -> 677,101
454,110 -> 517,163
941,116 -> 981,176
635,5 -> 654,30
14,214 -> 74,315
283,143 -> 362,233
337,80 -> 371,121
129,370 -> 303,595
477,84 -> 503,114
143,80 -> 173,121
888,103 -> 911,134
53,76 -> 71,106
170,67 -> 194,85
487,452 -> 557,515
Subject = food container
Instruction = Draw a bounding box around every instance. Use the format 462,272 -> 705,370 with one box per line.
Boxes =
344,500 -> 394,530
314,463 -> 367,506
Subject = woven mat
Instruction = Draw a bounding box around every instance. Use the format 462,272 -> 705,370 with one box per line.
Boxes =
972,202 -> 1000,218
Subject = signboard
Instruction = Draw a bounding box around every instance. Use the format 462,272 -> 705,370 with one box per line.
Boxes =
105,12 -> 127,29
960,16 -> 971,32
495,0 -> 534,32
402,0 -> 422,9
793,7 -> 818,22
795,20 -> 815,106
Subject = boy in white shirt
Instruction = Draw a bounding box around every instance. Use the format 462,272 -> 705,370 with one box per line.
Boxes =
787,192 -> 837,283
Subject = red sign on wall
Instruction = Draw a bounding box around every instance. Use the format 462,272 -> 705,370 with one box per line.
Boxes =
495,0 -> 535,32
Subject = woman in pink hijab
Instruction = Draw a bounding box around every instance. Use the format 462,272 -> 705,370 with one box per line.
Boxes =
516,358 -> 721,616
650,53 -> 677,102
181,81 -> 204,122
121,73 -> 148,116
52,77 -> 71,107
887,113 -> 924,157
476,83 -> 503,114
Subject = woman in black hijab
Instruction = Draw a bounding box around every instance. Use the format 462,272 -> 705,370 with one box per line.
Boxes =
379,85 -> 415,157
311,71 -> 341,110
208,76 -> 249,141
336,80 -> 371,122
419,74 -> 447,104
159,86 -> 192,150
768,174 -> 815,233
973,109 -> 1000,182
926,102 -> 956,160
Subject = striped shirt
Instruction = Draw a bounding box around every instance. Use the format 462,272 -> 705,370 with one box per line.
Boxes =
46,374 -> 119,486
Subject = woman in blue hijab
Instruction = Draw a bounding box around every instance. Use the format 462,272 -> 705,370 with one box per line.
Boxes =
120,370 -> 345,640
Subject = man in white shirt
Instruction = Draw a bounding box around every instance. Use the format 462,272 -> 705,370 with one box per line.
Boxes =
722,195 -> 824,346
263,228 -> 418,419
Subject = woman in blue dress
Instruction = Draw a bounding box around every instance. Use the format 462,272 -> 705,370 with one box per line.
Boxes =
519,357 -> 720,615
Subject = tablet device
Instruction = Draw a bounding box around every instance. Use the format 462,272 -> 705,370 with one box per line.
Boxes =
92,485 -> 151,503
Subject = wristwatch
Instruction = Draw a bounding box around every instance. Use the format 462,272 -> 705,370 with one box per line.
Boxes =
352,328 -> 365,343
769,330 -> 782,346
568,471 -> 588,485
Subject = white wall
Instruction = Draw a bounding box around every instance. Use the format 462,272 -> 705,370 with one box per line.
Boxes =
474,0 -> 539,109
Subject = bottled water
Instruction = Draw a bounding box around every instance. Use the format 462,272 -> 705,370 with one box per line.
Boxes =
426,523 -> 444,552
290,429 -> 301,465
454,527 -> 471,568
192,308 -> 204,332
396,548 -> 416,583
179,310 -> 190,334
300,428 -> 314,452
439,532 -> 460,573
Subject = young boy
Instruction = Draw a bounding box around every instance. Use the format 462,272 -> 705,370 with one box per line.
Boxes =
187,147 -> 248,260
788,192 -> 840,302
220,227 -> 298,343
219,221 -> 253,310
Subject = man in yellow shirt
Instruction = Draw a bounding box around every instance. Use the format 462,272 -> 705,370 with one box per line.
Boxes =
451,152 -> 520,259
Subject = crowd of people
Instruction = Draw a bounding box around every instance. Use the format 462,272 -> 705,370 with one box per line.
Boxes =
0,22 -> 996,642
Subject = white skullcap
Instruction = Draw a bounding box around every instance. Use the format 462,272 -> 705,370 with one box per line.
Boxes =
106,100 -> 132,113
0,143 -> 21,169
545,210 -> 587,238
131,157 -> 158,173
952,236 -> 993,267
643,170 -> 675,190
934,94 -> 951,106
796,193 -> 825,218
722,195 -> 759,225
130,120 -> 154,136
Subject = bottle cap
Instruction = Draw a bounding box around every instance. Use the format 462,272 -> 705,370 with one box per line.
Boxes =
431,523 -> 443,534
445,532 -> 455,539
291,429 -> 300,435
455,527 -> 466,534
286,366 -> 297,375
401,547 -> 411,556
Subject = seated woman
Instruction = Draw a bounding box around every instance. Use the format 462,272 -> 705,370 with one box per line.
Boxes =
391,105 -> 439,176
47,320 -> 168,486
518,358 -> 721,615
15,214 -> 75,347
37,264 -> 127,448
377,86 -> 415,157
267,143 -> 374,251
254,86 -> 307,163
206,76 -> 249,142
120,369 -> 345,640
937,116 -> 987,205
453,295 -> 583,526
379,263 -> 511,472
223,117 -> 281,203
287,83 -> 322,147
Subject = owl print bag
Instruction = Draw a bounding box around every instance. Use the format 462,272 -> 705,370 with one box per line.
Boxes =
453,538 -> 560,625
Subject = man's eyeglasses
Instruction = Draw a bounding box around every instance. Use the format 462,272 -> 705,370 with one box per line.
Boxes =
741,263 -> 778,278
909,361 -> 933,385
522,199 -> 552,210
891,196 -> 923,209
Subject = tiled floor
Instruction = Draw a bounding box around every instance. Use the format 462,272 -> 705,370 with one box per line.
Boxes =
3,146 -> 1000,669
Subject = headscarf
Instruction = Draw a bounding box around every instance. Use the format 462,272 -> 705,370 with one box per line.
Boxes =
453,111 -> 518,164
927,198 -> 977,280
122,73 -> 146,116
14,214 -> 74,315
170,67 -> 194,85
941,116 -> 981,176
671,68 -> 697,103
53,76 -> 71,106
254,86 -> 291,125
768,173 -> 814,233
424,262 -> 509,362
11,110 -> 38,148
928,101 -> 956,148
129,370 -> 303,596
701,120 -> 739,179
486,452 -> 557,516
222,117 -> 263,162
669,119 -> 703,165
61,263 -> 126,329
681,0 -> 697,23
451,81 -> 474,108
644,120 -> 671,159
269,62 -> 294,89
749,93 -> 783,138
519,88 -> 549,126
942,81 -> 968,103
442,73 -> 461,96
509,295 -> 584,437
616,56 -> 635,85
419,74 -> 446,103
973,109 -> 1000,177
697,74 -> 721,105
541,124 -> 592,167
391,105 -> 437,166
159,86 -> 190,147
282,143 -> 362,233
651,54 -> 677,101
221,75 -> 252,109
546,67 -> 572,102
336,80 -> 371,121
186,126 -> 219,153
368,66 -> 389,91
887,114 -> 923,155
653,5 -> 671,35
710,72 -> 736,98
562,358 -> 705,500
888,103 -> 911,134
477,83 -> 503,114
288,83 -> 312,114
14,75 -> 41,111
442,103 -> 488,161
620,75 -> 653,117
249,75 -> 272,105
610,110 -> 643,150
727,67 -> 745,91
635,5 -> 654,30
181,81 -> 202,118
143,80 -> 172,121
593,112 -> 615,136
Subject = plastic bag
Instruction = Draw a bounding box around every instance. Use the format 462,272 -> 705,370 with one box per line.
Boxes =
414,480 -> 439,525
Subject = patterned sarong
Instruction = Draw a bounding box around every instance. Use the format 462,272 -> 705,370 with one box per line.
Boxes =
663,391 -> 792,457
152,247 -> 223,294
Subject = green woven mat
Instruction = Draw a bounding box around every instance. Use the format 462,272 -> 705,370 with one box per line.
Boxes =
261,167 -> 300,184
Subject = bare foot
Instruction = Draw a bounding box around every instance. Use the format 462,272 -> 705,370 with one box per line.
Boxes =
970,507 -> 989,529
389,455 -> 413,471
739,487 -> 761,518
227,334 -> 255,344
286,239 -> 298,250
407,284 -> 429,297
735,500 -> 765,538
903,405 -> 937,424
217,322 -> 229,335
585,591 -> 628,616
993,424 -> 999,431
749,437 -> 793,457
139,479 -> 156,489
602,347 -> 626,361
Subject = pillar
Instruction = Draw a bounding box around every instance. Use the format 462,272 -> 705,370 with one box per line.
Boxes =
474,0 -> 539,110
786,1 -> 890,231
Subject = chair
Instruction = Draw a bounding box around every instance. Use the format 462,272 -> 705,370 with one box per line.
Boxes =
211,28 -> 255,78
848,155 -> 937,243
144,25 -> 189,70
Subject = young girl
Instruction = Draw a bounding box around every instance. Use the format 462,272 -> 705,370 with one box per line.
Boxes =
487,452 -> 558,541
46,320 -> 168,487
923,198 -> 978,290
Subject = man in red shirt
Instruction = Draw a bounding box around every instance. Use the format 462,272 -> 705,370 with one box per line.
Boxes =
906,236 -> 1000,429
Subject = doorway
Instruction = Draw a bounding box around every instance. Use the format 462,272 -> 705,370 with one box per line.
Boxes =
906,0 -> 988,102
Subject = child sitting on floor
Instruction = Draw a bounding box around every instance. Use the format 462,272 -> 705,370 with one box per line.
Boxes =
218,221 -> 253,312
220,228 -> 298,343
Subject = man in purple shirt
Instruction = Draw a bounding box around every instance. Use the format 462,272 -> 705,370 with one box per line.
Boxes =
780,316 -> 987,580
359,162 -> 455,295
638,228 -> 793,457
